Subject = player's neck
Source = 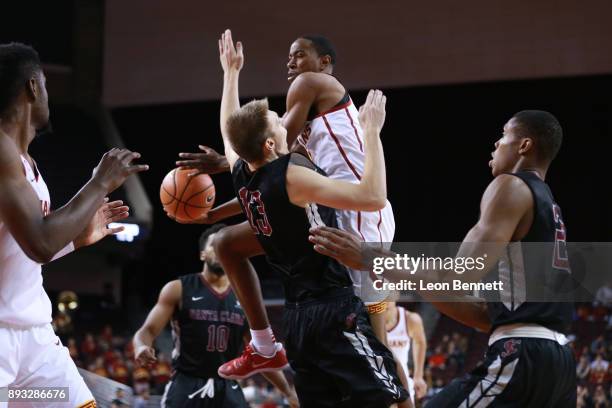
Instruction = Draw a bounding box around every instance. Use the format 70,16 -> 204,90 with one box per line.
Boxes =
201,268 -> 230,291
385,306 -> 398,327
510,156 -> 547,180
247,153 -> 280,172
0,108 -> 36,154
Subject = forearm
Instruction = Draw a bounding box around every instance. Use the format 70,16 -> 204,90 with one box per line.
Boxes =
133,326 -> 156,350
220,71 -> 241,146
359,127 -> 386,206
430,301 -> 491,332
36,179 -> 106,262
209,197 -> 242,222
412,340 -> 426,378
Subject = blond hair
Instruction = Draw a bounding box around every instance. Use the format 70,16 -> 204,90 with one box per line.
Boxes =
226,98 -> 271,163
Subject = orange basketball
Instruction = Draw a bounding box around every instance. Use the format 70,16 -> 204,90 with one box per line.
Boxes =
160,168 -> 215,222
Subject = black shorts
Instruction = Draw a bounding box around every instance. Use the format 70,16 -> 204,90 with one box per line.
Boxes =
426,337 -> 577,408
283,289 -> 408,408
161,371 -> 248,408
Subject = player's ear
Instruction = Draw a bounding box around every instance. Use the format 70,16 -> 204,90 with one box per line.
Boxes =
264,138 -> 275,152
319,55 -> 332,71
25,77 -> 38,102
518,137 -> 534,155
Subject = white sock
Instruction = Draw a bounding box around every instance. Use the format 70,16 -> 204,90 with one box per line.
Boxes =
250,327 -> 276,357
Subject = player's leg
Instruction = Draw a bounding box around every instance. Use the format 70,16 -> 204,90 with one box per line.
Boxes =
214,222 -> 269,331
215,222 -> 288,379
12,324 -> 95,408
310,294 -> 410,408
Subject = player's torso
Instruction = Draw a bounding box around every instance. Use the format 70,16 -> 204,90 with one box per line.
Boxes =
300,95 -> 396,245
485,171 -> 574,333
0,156 -> 52,326
231,156 -> 352,302
387,306 -> 411,375
171,274 -> 246,378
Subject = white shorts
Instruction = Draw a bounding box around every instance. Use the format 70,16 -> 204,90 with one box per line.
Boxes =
0,324 -> 95,408
335,200 -> 395,301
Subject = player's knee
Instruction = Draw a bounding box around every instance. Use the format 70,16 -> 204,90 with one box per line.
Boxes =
213,226 -> 238,259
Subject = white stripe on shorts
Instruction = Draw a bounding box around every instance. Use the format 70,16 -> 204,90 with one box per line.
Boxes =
462,356 -> 519,408
343,328 -> 401,399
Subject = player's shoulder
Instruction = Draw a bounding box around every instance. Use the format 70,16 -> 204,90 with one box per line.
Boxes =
405,310 -> 423,325
159,279 -> 182,305
481,174 -> 532,211
290,71 -> 339,90
0,132 -> 25,176
485,173 -> 531,198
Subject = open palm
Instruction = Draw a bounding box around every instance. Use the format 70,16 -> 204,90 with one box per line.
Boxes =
75,199 -> 129,248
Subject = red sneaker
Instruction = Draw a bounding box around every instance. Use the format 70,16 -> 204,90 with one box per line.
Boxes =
218,343 -> 289,380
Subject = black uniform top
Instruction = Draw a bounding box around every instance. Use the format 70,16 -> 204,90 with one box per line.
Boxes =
231,153 -> 353,303
171,273 -> 247,378
484,171 -> 574,334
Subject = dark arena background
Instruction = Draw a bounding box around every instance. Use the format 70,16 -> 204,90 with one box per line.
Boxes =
2,0 -> 612,407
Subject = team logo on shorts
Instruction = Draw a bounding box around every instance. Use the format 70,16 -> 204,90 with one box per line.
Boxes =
344,313 -> 357,330
501,339 -> 521,358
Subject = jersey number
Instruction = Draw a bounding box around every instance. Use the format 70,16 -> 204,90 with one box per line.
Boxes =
238,187 -> 273,236
206,325 -> 229,352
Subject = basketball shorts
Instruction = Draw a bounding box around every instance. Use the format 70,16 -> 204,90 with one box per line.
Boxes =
0,323 -> 95,407
161,371 -> 247,408
283,288 -> 408,408
426,337 -> 576,408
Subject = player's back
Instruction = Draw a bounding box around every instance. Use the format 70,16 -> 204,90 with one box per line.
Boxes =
0,155 -> 53,326
485,171 -> 574,334
231,153 -> 353,303
171,273 -> 247,378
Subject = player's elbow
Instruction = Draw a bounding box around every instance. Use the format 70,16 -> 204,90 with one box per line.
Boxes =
23,242 -> 55,264
361,195 -> 386,211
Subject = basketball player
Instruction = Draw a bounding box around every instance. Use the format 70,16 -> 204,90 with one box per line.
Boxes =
133,225 -> 297,407
308,111 -> 577,407
212,31 -> 409,408
0,43 -> 148,407
176,30 -> 395,377
385,302 -> 427,404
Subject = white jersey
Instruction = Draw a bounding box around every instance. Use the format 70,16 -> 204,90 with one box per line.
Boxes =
387,306 -> 416,402
299,97 -> 395,293
0,156 -> 53,327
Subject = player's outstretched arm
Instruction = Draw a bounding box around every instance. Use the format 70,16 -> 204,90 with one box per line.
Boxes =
176,197 -> 242,225
308,225 -> 493,332
176,145 -> 230,175
134,280 -> 181,366
0,136 -> 147,263
285,90 -> 388,211
219,29 -> 243,171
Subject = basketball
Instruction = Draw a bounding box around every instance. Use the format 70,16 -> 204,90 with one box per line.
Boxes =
160,168 -> 215,222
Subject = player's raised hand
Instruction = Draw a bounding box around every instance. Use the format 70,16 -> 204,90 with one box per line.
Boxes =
358,89 -> 387,133
135,345 -> 157,367
219,29 -> 244,73
176,145 -> 229,176
74,198 -> 129,248
92,148 -> 149,194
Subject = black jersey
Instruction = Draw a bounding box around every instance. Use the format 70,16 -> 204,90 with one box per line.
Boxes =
171,273 -> 247,378
231,153 -> 353,303
484,171 -> 574,334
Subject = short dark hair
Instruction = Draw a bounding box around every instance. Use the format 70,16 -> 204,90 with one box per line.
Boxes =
226,99 -> 272,163
199,223 -> 227,252
512,110 -> 563,162
0,43 -> 42,117
300,35 -> 336,66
